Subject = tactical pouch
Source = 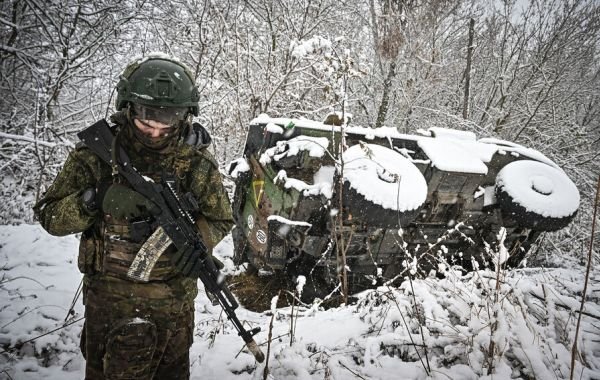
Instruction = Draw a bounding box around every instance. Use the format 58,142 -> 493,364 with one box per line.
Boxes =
103,318 -> 157,380
78,229 -> 101,275
158,310 -> 194,367
102,217 -> 177,282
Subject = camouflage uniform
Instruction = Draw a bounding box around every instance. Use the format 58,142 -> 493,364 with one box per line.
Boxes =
34,111 -> 234,379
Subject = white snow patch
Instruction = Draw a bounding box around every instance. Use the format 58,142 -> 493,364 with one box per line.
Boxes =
496,160 -> 580,218
313,165 -> 335,199
1,225 -> 598,379
418,138 -> 488,174
483,186 -> 497,206
228,158 -> 250,178
343,144 -> 427,211
479,137 -> 559,169
296,276 -> 306,297
474,186 -> 485,199
267,215 -> 312,228
251,116 -> 565,178
273,170 -> 333,199
494,227 -> 509,266
259,135 -> 329,165
125,52 -> 191,72
270,295 -> 279,313
290,36 -> 332,60
266,122 -> 284,134
429,127 -> 476,141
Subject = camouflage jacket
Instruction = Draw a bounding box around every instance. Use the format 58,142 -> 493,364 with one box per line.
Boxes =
34,113 -> 234,305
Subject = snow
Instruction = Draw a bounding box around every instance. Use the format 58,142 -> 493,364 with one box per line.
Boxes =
290,36 -> 332,60
128,51 -> 187,69
266,215 -> 312,228
1,224 -> 599,379
265,122 -> 284,134
479,137 -> 559,169
494,228 -> 509,266
252,116 -> 564,174
418,138 -> 489,174
428,127 -> 476,141
483,186 -> 497,206
343,144 -> 428,211
496,160 -> 580,218
295,276 -> 306,297
228,158 -> 250,178
273,170 -> 333,199
250,114 -> 416,142
453,139 -> 500,163
312,165 -> 335,199
474,186 -> 485,199
0,131 -> 70,149
531,175 -> 553,195
478,137 -> 525,148
259,135 -> 329,166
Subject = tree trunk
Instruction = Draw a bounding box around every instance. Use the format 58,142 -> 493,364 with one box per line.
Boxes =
375,62 -> 396,129
463,18 -> 475,120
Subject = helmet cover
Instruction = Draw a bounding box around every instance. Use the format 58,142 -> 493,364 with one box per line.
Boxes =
115,53 -> 199,115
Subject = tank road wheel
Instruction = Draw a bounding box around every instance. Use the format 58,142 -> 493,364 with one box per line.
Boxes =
495,160 -> 580,231
339,144 -> 427,228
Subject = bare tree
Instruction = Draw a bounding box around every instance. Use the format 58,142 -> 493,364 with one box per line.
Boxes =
0,0 -> 597,264
0,0 -> 139,223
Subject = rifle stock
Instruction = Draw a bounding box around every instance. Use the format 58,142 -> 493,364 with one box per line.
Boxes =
77,119 -> 265,363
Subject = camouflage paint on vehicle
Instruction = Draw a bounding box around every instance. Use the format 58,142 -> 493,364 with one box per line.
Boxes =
230,116 -> 580,296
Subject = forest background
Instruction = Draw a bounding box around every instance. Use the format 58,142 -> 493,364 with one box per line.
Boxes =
1,0 -> 599,261
1,0 -> 600,378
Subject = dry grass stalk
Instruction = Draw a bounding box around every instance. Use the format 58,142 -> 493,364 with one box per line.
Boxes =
570,175 -> 600,379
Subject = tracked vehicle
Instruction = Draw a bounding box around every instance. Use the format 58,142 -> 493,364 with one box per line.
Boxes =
228,114 -> 580,296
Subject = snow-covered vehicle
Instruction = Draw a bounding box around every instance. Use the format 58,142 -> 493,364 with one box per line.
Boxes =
228,114 -> 580,295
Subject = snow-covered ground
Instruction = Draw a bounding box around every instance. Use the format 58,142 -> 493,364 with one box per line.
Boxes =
1,224 -> 599,379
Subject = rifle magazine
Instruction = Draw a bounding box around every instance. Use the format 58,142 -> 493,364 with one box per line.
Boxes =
127,226 -> 172,282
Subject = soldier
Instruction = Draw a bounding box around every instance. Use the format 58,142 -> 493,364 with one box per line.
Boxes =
34,54 -> 234,379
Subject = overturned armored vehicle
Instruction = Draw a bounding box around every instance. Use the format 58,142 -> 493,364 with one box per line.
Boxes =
228,114 -> 580,296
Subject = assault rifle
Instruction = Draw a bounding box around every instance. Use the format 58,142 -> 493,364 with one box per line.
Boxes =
77,119 -> 265,363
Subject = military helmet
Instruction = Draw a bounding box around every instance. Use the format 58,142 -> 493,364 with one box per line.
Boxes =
115,54 -> 200,116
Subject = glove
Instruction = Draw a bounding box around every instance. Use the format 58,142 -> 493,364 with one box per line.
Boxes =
171,247 -> 224,278
101,183 -> 158,220
171,245 -> 200,278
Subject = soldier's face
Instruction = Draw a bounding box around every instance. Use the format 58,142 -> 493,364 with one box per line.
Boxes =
133,118 -> 174,139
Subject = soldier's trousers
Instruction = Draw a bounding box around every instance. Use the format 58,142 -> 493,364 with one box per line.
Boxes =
81,284 -> 194,380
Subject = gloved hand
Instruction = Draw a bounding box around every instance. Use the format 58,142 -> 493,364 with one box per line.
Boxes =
171,248 -> 224,278
101,183 -> 158,220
